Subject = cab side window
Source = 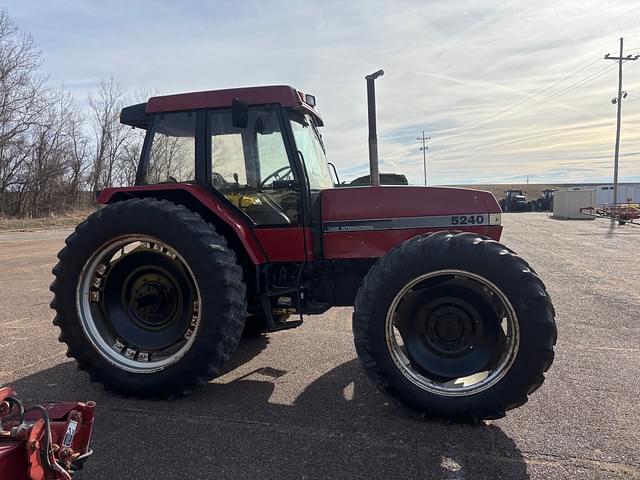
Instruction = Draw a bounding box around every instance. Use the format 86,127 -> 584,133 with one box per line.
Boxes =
209,107 -> 300,225
144,112 -> 196,184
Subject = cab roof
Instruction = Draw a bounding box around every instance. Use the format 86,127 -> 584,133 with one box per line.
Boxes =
120,85 -> 323,129
148,85 -> 306,112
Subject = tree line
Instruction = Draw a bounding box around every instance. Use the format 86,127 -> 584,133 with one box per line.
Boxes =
0,10 -> 144,218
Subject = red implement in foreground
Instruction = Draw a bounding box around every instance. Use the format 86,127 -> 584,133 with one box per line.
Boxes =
0,387 -> 95,480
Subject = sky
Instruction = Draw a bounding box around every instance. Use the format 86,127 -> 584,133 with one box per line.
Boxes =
3,0 -> 640,185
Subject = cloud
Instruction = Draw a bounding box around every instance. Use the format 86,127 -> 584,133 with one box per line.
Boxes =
6,0 -> 640,184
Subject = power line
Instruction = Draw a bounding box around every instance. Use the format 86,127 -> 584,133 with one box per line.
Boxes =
433,44 -> 639,174
436,62 -> 617,145
433,117 -> 612,159
430,67 -> 623,158
434,50 -> 616,142
490,56 -> 604,115
505,63 -> 618,115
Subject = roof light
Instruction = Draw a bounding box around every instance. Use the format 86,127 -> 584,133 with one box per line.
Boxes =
305,94 -> 316,107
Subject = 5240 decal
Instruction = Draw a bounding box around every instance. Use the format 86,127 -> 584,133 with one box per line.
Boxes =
451,215 -> 486,225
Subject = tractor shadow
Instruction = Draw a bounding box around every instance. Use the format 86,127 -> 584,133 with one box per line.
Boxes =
8,335 -> 530,479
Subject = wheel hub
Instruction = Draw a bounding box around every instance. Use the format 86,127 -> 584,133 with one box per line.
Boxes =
96,246 -> 195,352
426,305 -> 474,354
128,274 -> 178,328
396,287 -> 499,379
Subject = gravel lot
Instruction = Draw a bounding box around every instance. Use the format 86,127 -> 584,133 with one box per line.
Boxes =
1,213 -> 638,479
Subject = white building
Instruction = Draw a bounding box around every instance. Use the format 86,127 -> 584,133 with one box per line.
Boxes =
567,183 -> 640,205
553,190 -> 596,219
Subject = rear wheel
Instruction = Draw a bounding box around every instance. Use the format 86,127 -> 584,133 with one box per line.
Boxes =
353,231 -> 556,421
51,198 -> 246,397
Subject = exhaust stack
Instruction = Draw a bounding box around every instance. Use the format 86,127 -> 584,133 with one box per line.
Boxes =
365,69 -> 384,187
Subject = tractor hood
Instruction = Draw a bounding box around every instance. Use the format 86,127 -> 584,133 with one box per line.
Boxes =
322,186 -> 501,223
321,186 -> 502,259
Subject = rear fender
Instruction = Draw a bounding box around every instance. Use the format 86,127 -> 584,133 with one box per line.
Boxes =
96,184 -> 267,265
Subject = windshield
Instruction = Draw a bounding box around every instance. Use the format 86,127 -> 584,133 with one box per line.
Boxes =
289,112 -> 333,190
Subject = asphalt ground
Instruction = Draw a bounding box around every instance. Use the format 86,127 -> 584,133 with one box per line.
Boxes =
1,213 -> 638,479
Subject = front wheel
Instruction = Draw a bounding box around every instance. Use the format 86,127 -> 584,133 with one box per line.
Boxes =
353,231 -> 556,421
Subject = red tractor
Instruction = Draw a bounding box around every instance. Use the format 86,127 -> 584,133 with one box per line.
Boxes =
50,72 -> 556,421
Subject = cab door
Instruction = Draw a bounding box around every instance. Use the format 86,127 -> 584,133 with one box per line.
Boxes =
207,106 -> 309,262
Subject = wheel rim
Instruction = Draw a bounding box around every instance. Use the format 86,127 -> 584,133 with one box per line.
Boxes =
76,236 -> 201,373
385,269 -> 519,397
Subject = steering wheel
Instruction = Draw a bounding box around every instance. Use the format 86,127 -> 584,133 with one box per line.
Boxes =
259,166 -> 292,188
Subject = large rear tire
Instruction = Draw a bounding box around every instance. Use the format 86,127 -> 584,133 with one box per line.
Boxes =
353,231 -> 556,421
50,198 -> 246,398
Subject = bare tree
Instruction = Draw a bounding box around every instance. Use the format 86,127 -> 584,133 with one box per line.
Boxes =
23,88 -> 87,216
0,9 -> 146,218
88,78 -> 132,193
109,128 -> 142,187
65,101 -> 90,206
0,9 -> 46,213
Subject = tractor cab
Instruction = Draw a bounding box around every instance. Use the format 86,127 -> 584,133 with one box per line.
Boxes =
506,189 -> 526,202
121,86 -> 333,226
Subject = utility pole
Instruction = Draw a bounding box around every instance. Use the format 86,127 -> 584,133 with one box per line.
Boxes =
417,131 -> 431,186
604,37 -> 639,205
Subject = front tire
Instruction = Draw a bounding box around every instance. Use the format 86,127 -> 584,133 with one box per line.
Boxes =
353,231 -> 556,421
50,198 -> 246,398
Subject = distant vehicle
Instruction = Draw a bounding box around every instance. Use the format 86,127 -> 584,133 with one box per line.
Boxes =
529,189 -> 556,212
348,173 -> 409,186
499,190 -> 529,212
